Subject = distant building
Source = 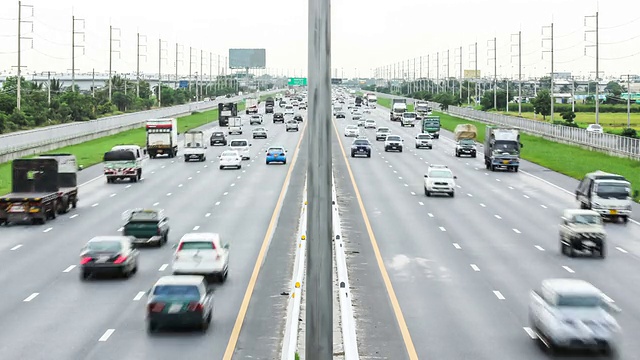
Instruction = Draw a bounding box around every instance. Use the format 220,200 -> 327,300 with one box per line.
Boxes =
552,72 -> 572,80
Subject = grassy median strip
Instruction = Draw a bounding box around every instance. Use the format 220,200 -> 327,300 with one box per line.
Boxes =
376,97 -> 414,112
376,97 -> 640,201
498,111 -> 640,131
0,103 -> 245,195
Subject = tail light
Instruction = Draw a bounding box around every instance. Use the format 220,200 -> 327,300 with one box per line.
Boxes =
148,302 -> 165,312
157,228 -> 162,235
113,255 -> 127,264
80,257 -> 92,265
187,302 -> 204,312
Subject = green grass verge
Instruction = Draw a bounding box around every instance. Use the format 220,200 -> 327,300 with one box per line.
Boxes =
497,111 -> 640,131
376,97 -> 414,111
0,102 -> 246,195
376,95 -> 640,201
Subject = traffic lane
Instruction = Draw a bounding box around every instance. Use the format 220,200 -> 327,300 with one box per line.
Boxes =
231,128 -> 307,359
335,129 -> 536,359
0,125 -> 303,360
365,128 -> 640,357
0,129 -> 295,318
330,131 -> 416,360
81,125 -> 306,360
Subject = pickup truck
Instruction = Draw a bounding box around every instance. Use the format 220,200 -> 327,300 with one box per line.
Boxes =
121,209 -> 170,247
529,278 -> 621,356
559,209 -> 606,258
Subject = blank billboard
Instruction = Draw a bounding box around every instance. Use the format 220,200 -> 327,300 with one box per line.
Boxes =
229,49 -> 266,69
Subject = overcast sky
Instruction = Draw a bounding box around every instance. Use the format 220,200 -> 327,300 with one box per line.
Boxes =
0,0 -> 638,80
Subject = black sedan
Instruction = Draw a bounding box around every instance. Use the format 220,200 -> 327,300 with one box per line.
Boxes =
80,236 -> 139,279
210,131 -> 227,146
294,114 -> 304,122
351,138 -> 372,158
273,113 -> 285,123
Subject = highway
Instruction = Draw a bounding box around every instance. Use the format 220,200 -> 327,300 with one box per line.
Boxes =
332,103 -> 640,359
0,103 -> 308,360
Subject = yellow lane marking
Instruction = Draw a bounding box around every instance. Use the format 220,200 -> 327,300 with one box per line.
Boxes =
332,119 -> 419,359
223,122 -> 308,359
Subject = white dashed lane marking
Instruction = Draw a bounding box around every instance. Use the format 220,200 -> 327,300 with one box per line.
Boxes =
98,329 -> 115,342
43,227 -> 52,233
470,264 -> 480,271
63,265 -> 76,272
439,227 -> 446,232
513,229 -> 521,234
494,215 -> 502,219
166,193 -> 172,196
535,245 -> 545,251
193,226 -> 200,231
562,266 -> 575,273
92,203 -> 99,207
223,192 -> 229,196
153,202 -> 159,206
479,203 -> 486,207
110,193 -> 116,197
418,202 -> 424,206
205,213 -> 211,217
452,243 -> 462,249
215,201 -> 221,206
133,292 -> 145,301
493,291 -> 505,300
158,264 -> 168,271
70,214 -> 78,219
616,247 -> 628,253
523,194 -> 530,199
23,293 -> 39,302
10,245 -> 22,251
540,205 -> 547,209
125,185 -> 132,188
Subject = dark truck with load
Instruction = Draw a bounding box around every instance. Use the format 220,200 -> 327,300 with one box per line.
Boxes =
122,208 -> 170,247
0,156 -> 79,225
484,126 -> 523,172
218,102 -> 237,127
265,97 -> 275,113
355,96 -> 363,107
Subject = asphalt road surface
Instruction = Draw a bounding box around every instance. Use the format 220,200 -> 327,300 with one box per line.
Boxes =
332,104 -> 640,359
0,103 -> 308,360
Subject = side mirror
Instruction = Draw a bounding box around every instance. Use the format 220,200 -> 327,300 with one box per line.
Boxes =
424,174 -> 428,178
520,142 -> 524,148
78,165 -> 84,171
634,190 -> 639,198
223,243 -> 230,249
453,176 -> 457,179
164,217 -> 169,221
205,146 -> 208,149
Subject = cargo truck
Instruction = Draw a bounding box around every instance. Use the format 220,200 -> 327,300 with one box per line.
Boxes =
576,171 -> 635,223
265,97 -> 275,113
420,116 -> 441,138
0,157 -> 79,225
415,101 -> 430,119
454,124 -> 477,157
366,93 -> 377,107
103,145 -> 145,183
484,126 -> 523,172
183,130 -> 207,162
218,102 -> 237,127
245,97 -> 259,114
146,118 -> 178,158
389,99 -> 407,121
228,117 -> 243,135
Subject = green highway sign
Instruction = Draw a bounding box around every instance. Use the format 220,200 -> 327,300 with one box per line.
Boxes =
288,77 -> 307,86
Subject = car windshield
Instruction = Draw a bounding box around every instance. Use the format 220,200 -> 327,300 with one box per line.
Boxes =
417,134 -> 431,139
353,140 -> 370,146
387,136 -> 401,141
179,241 -> 215,250
221,151 -> 238,157
595,182 -> 630,199
129,211 -> 159,221
429,170 -> 453,178
404,113 -> 417,118
87,240 -> 122,252
212,132 -> 224,137
230,140 -> 248,147
366,120 -> 375,123
573,214 -> 601,225
460,139 -> 474,145
254,128 -> 265,132
378,128 -> 390,133
557,295 -> 602,307
268,148 -> 284,153
153,285 -> 201,297
346,126 -> 357,130
589,124 -> 602,129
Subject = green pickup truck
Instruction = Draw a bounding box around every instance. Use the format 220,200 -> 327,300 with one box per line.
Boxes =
122,209 -> 170,247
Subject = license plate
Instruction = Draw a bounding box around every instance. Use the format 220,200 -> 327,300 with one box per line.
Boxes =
168,304 -> 183,313
609,210 -> 617,215
96,256 -> 109,263
359,149 -> 365,152
583,241 -> 596,247
158,150 -> 163,153
502,160 -> 509,164
9,206 -> 25,212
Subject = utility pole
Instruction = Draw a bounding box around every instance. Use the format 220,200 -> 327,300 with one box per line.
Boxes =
15,1 -> 33,111
412,58 -> 416,93
571,76 -> 576,112
158,39 -> 168,106
199,49 -> 205,101
468,43 -> 477,105
487,37 -> 497,110
474,42 -> 478,105
543,22 -> 555,121
426,55 -> 430,93
108,25 -> 121,102
419,56 -> 423,91
71,15 -> 85,92
136,32 -> 147,97
455,46 -> 462,99
217,54 -> 221,91
436,52 -> 440,93
511,30 -> 522,115
189,47 -> 198,97
585,12 -> 600,124
624,74 -> 631,128
306,0 -> 333,358
175,43 -> 183,89
40,71 -> 56,105
92,68 -> 95,97
209,52 -> 213,95
446,50 -> 450,93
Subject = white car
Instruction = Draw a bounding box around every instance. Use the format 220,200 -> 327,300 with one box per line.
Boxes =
586,124 -> 604,134
424,164 -> 456,197
229,139 -> 251,160
344,125 -> 359,137
171,233 -> 229,283
286,120 -> 299,132
249,114 -> 263,125
415,133 -> 433,149
285,105 -> 294,115
375,127 -> 391,141
252,127 -> 268,139
384,135 -> 404,152
364,119 -> 376,129
363,109 -> 371,114
218,150 -> 242,169
357,120 -> 365,127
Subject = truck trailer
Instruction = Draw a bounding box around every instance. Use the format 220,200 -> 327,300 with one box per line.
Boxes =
484,126 -> 523,172
146,118 -> 178,158
218,102 -> 237,127
390,99 -> 407,121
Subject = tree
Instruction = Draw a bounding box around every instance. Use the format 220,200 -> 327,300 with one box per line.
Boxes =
532,89 -> 552,120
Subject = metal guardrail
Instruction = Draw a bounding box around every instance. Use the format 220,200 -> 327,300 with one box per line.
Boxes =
371,91 -> 640,160
0,90 -> 280,156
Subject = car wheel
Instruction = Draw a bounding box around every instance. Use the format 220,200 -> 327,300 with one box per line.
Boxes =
351,152 -> 355,157
424,188 -> 429,196
80,270 -> 90,280
219,165 -> 224,170
283,160 -> 287,165
450,191 -> 455,198
147,321 -> 158,333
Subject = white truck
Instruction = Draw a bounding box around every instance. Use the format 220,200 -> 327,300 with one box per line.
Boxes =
366,93 -> 377,107
146,118 -> 178,158
559,209 -> 606,258
228,117 -> 243,135
454,124 -> 477,158
400,112 -> 417,127
389,99 -> 407,121
103,145 -> 146,183
575,171 -> 635,223
245,98 -> 259,114
183,131 -> 207,162
528,278 -> 621,356
414,101 -> 430,119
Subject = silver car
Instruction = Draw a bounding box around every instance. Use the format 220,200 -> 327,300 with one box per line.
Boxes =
252,127 -> 268,139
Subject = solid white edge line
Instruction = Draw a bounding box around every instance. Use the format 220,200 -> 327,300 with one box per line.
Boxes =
331,172 -> 360,360
281,178 -> 308,360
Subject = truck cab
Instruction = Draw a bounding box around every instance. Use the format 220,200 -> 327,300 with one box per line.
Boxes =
146,119 -> 178,158
421,116 -> 441,139
390,100 -> 407,121
559,209 -> 606,258
484,126 -> 523,172
183,131 -> 207,162
576,171 -> 635,223
529,279 -> 621,355
122,208 -> 170,247
401,112 -> 417,127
